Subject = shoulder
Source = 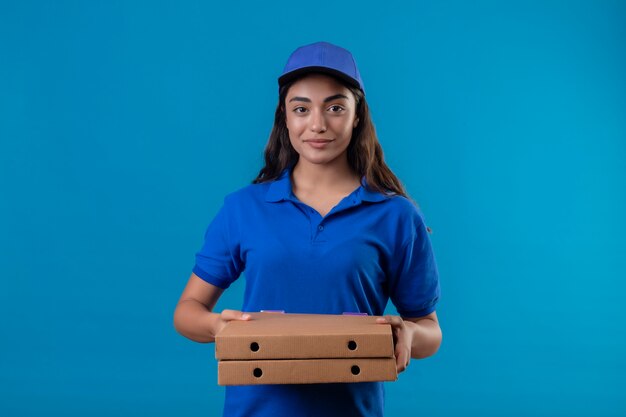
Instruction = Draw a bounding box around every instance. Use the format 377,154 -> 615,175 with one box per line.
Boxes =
375,195 -> 432,246
223,169 -> 291,206
379,194 -> 426,224
222,181 -> 272,206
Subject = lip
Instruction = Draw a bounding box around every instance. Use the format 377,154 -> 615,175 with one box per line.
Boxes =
303,138 -> 333,149
304,138 -> 333,142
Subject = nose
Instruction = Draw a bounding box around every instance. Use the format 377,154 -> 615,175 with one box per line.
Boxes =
309,109 -> 327,133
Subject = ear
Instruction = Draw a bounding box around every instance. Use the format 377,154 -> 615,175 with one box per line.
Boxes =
353,118 -> 360,128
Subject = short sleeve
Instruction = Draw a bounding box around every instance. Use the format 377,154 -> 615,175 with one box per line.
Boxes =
388,209 -> 440,318
192,197 -> 244,289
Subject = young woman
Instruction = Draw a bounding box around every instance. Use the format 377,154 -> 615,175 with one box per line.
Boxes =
174,41 -> 441,417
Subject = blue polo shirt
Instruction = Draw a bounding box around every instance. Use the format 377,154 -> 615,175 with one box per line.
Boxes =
193,168 -> 440,417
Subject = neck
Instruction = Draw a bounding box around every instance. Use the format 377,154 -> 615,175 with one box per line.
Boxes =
291,157 -> 360,192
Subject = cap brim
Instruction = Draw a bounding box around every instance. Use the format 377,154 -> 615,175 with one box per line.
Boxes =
278,66 -> 362,91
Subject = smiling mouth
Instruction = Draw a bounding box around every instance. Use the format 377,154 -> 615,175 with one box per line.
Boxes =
304,139 -> 333,149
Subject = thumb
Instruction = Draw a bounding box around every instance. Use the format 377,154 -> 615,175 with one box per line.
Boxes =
221,309 -> 251,322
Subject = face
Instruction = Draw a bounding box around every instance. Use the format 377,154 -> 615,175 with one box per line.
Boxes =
284,74 -> 359,168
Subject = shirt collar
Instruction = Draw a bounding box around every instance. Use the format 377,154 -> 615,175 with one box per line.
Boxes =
265,169 -> 293,202
265,167 -> 391,203
358,179 -> 391,202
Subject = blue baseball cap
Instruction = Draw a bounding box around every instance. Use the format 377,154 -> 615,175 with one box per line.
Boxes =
278,41 -> 365,94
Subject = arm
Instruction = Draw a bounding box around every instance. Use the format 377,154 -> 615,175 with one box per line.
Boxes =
376,311 -> 442,373
173,273 -> 250,343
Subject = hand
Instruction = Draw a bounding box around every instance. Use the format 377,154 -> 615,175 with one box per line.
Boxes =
376,315 -> 412,373
213,309 -> 251,336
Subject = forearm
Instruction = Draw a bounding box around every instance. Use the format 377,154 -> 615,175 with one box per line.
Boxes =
173,299 -> 221,343
405,317 -> 442,359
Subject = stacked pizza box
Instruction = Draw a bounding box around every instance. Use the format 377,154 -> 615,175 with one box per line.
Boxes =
215,312 -> 397,385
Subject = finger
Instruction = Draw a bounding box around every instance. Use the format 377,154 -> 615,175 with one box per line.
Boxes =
393,325 -> 411,372
395,343 -> 411,373
396,351 -> 409,373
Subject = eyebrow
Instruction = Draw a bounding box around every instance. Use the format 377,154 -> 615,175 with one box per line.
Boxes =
288,94 -> 350,103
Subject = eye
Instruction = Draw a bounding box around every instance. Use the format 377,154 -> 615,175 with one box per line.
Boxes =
328,105 -> 345,113
293,107 -> 308,113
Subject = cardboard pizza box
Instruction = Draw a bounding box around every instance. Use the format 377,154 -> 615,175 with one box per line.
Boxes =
218,357 -> 397,386
215,312 -> 394,360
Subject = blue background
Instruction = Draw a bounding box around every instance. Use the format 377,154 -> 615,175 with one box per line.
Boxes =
1,1 -> 625,416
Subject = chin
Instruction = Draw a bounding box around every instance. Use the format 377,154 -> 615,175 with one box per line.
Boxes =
300,155 -> 340,166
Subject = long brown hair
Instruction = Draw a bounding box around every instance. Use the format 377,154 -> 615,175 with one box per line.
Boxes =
253,74 -> 407,198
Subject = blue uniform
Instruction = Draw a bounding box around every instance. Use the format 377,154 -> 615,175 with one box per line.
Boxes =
193,168 -> 440,417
